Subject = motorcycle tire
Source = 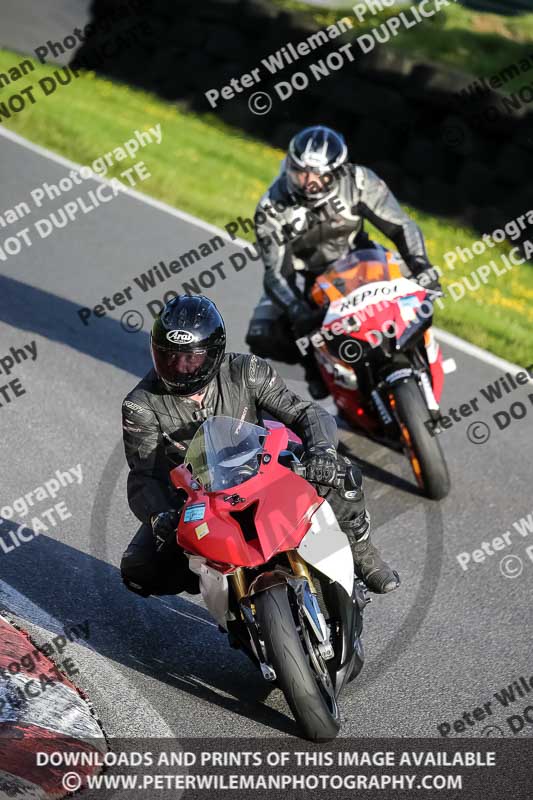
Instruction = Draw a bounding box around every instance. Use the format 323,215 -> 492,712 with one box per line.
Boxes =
391,379 -> 450,500
255,584 -> 341,741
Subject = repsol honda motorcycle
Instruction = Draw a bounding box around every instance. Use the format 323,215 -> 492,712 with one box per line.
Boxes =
308,246 -> 455,500
170,415 -> 368,741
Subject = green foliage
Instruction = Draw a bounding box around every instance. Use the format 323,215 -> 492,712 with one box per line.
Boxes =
0,48 -> 530,364
272,0 -> 533,90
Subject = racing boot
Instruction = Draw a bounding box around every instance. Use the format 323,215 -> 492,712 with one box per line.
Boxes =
344,511 -> 400,594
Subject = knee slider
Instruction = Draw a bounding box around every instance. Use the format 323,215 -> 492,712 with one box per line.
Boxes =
338,462 -> 363,501
336,463 -> 366,528
122,577 -> 151,597
121,549 -> 158,589
245,320 -> 274,356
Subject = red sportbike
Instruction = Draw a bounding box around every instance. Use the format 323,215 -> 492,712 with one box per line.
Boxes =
308,247 -> 455,499
170,415 -> 368,741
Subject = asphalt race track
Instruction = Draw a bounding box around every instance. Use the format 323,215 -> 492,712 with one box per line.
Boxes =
0,0 -> 90,62
0,127 -> 532,742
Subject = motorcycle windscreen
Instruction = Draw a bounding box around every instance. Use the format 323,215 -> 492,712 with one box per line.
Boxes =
185,415 -> 268,492
297,500 -> 354,597
325,250 -> 392,297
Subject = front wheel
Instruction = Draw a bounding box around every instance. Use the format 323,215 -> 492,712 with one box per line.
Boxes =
255,584 -> 340,741
390,379 -> 450,500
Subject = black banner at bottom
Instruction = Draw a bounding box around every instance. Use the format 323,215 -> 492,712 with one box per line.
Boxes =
1,736 -> 532,799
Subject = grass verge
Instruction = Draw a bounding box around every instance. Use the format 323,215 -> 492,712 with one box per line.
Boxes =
0,48 -> 531,365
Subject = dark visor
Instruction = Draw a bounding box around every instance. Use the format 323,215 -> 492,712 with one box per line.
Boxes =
152,344 -> 218,388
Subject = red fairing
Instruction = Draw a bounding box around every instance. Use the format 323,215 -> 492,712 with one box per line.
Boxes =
426,331 -> 445,403
324,379 -> 380,434
430,357 -> 445,403
170,426 -> 321,568
314,277 -> 446,432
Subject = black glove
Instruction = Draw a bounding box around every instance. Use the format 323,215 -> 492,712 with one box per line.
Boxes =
408,258 -> 442,295
416,268 -> 442,295
302,445 -> 338,487
287,299 -> 325,338
151,509 -> 181,553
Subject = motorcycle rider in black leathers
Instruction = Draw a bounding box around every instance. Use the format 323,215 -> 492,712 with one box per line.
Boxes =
120,295 -> 400,597
246,125 -> 441,399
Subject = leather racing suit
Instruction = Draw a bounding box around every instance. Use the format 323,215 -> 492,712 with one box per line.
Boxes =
246,162 -> 430,362
120,352 -> 369,596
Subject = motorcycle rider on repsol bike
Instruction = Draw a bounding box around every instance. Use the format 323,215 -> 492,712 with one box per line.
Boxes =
120,295 -> 400,597
246,125 -> 442,399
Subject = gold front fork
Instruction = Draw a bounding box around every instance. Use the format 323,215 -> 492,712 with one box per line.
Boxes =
287,550 -> 317,594
230,568 -> 248,602
230,553 -> 316,602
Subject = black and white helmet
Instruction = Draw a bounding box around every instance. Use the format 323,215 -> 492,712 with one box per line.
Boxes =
286,126 -> 348,202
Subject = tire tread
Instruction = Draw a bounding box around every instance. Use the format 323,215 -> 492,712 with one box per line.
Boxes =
255,584 -> 340,741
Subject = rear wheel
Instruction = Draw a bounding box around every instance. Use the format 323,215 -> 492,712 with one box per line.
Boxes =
255,584 -> 340,741
391,379 -> 450,500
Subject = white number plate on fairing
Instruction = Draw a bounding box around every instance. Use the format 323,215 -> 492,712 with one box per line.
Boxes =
324,278 -> 422,324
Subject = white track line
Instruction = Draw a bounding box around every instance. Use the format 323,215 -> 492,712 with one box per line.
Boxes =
0,125 -> 235,241
0,125 -> 524,374
153,598 -> 218,628
433,327 -> 525,373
